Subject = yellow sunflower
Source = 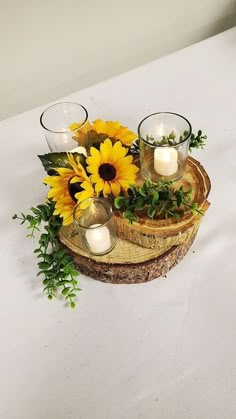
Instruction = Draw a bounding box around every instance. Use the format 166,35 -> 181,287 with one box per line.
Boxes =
43,153 -> 94,226
86,138 -> 139,196
70,119 -> 137,148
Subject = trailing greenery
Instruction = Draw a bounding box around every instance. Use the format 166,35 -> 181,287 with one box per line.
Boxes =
12,201 -> 80,308
114,179 -> 203,224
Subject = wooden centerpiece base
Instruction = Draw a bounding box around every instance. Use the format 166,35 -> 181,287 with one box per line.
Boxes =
58,156 -> 211,284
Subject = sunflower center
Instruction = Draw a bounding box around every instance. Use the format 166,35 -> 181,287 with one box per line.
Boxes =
68,178 -> 83,203
98,163 -> 116,181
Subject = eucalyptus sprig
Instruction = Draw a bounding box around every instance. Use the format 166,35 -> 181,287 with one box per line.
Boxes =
114,179 -> 203,224
12,201 -> 80,308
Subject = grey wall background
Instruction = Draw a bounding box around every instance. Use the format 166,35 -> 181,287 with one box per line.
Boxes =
1,0 -> 236,120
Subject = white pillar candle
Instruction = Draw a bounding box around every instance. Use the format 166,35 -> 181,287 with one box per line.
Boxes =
154,147 -> 178,176
85,223 -> 111,254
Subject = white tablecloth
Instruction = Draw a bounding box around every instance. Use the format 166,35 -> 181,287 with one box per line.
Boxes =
1,28 -> 236,419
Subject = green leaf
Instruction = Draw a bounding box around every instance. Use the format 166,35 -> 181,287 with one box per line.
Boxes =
70,270 -> 80,277
123,210 -> 134,219
57,280 -> 70,286
39,233 -> 48,244
12,214 -> 17,219
37,271 -> 45,276
169,130 -> 176,140
152,192 -> 159,205
30,207 -> 42,216
138,185 -> 146,197
42,254 -> 53,263
62,287 -> 71,296
172,213 -> 180,219
174,190 -> 183,207
70,302 -> 76,309
135,197 -> 146,210
71,279 -> 78,286
53,249 -> 66,261
43,279 -> 51,285
114,196 -> 126,209
38,261 -> 50,270
145,179 -> 152,188
147,206 -> 156,219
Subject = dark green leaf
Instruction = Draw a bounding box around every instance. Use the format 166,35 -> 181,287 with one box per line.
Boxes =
135,198 -> 146,210
147,206 -> 156,219
42,254 -> 53,263
62,287 -> 71,296
57,280 -> 70,286
145,179 -> 152,188
152,192 -> 159,205
114,196 -> 126,209
43,279 -> 51,285
53,249 -> 66,261
30,207 -> 42,216
138,185 -> 146,197
38,261 -> 50,270
70,270 -> 80,277
123,210 -> 134,219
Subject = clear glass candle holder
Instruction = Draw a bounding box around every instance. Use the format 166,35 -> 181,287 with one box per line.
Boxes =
40,102 -> 88,152
73,197 -> 117,256
138,112 -> 192,182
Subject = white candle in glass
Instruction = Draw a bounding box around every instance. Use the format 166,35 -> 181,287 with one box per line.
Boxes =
85,223 -> 111,254
154,147 -> 178,176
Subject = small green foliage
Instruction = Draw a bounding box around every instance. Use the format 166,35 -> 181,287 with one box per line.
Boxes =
114,179 -> 203,224
189,130 -> 207,152
131,129 -> 207,153
12,201 -> 80,308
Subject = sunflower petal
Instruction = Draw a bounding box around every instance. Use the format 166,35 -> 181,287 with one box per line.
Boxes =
100,138 -> 113,162
95,180 -> 105,193
92,119 -> 106,134
111,182 -> 121,196
88,147 -> 101,165
103,182 -> 111,195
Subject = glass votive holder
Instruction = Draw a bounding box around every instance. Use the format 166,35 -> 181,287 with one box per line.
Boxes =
73,197 -> 117,256
138,112 -> 192,182
40,102 -> 88,152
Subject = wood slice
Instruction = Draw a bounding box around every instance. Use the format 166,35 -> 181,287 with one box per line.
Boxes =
114,156 -> 211,248
59,229 -> 198,284
58,156 -> 210,284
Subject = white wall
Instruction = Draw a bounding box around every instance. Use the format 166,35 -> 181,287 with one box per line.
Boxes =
1,0 -> 236,120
